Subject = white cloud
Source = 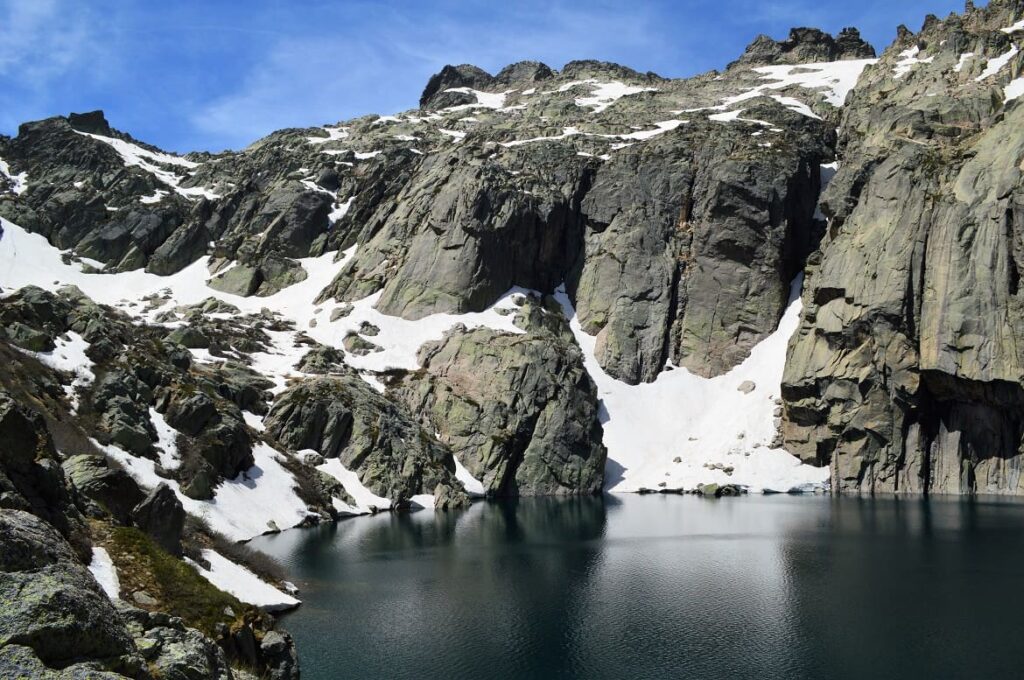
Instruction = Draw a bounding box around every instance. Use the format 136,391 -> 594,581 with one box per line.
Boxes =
0,0 -> 103,83
190,0 -> 663,149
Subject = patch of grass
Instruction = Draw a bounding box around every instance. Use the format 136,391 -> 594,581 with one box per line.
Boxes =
106,526 -> 254,634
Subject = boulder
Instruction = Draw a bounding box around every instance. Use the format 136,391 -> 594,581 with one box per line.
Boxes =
260,629 -> 300,680
131,484 -> 185,556
0,510 -> 138,670
145,625 -> 233,680
90,370 -> 155,456
296,345 -> 346,374
0,394 -> 91,558
265,374 -> 465,504
62,454 -> 145,525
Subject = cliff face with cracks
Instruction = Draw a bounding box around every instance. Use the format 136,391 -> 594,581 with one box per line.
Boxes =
782,0 -> 1024,495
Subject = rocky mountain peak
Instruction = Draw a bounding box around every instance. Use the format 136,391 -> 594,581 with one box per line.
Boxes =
495,60 -> 555,85
419,63 -> 495,108
560,59 -> 660,82
67,110 -> 112,136
730,26 -> 876,69
419,58 -> 661,110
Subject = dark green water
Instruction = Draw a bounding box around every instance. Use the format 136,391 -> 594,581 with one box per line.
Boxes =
250,495 -> 1024,680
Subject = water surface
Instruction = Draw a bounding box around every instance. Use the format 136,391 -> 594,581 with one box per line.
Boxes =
251,495 -> 1024,680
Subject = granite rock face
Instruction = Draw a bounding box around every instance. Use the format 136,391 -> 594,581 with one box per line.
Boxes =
392,301 -> 606,496
264,371 -> 468,505
0,391 -> 92,560
781,0 -> 1024,494
572,109 -> 831,382
3,6 -> 1020,512
1,30 -> 862,391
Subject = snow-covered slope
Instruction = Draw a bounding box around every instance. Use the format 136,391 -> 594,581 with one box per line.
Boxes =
1,209 -> 826,502
557,279 -> 828,494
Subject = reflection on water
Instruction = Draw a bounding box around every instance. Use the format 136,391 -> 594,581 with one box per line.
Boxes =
251,495 -> 1024,680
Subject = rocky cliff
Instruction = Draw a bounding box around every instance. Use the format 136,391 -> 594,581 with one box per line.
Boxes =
0,20 -> 885,509
782,0 -> 1024,495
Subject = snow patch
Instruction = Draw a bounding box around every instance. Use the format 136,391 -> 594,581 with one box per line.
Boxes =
329,196 -> 355,224
453,455 -> 486,496
442,88 -> 510,111
89,547 -> 120,600
100,441 -> 310,542
186,549 -> 300,611
139,189 -> 169,204
76,132 -> 219,200
501,121 -> 684,149
306,126 -> 349,144
310,287 -> 526,373
0,157 -> 28,195
697,59 -> 874,123
1002,19 -> 1024,34
242,410 -> 265,432
149,408 -> 180,470
15,332 -> 94,410
572,81 -> 657,113
976,46 -> 1019,81
1006,77 -> 1024,102
409,494 -> 435,509
317,458 -> 392,513
749,59 -> 876,106
616,119 -> 686,139
300,179 -> 334,197
954,52 -> 975,73
894,46 -> 934,79
501,126 -> 581,147
708,109 -> 778,126
769,95 -> 821,119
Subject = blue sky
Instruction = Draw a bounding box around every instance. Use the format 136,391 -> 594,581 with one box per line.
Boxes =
0,0 -> 971,152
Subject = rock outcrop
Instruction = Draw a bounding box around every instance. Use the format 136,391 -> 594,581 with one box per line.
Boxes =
391,305 -> 606,495
0,391 -> 92,560
730,27 -> 876,69
264,371 -> 468,504
131,484 -> 185,556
